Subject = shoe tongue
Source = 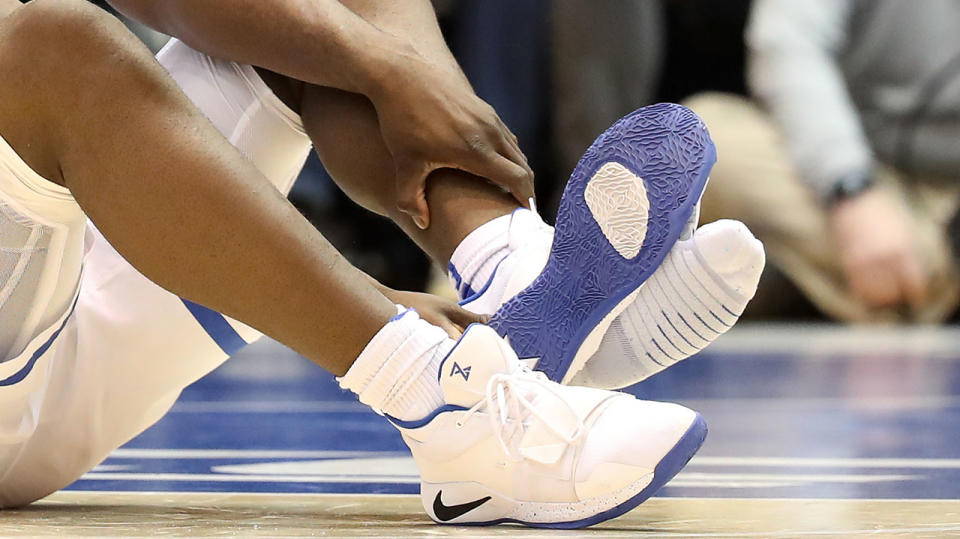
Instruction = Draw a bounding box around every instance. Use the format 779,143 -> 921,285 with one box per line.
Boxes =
439,325 -> 519,407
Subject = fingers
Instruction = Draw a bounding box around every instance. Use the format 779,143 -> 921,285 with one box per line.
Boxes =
437,320 -> 464,340
495,116 -> 525,164
395,145 -> 533,230
458,150 -> 535,208
845,255 -> 929,312
492,118 -> 535,205
898,255 -> 928,312
391,112 -> 534,227
444,303 -> 489,329
422,302 -> 488,339
416,307 -> 463,339
847,264 -> 902,309
395,160 -> 431,229
496,135 -> 535,197
462,109 -> 534,206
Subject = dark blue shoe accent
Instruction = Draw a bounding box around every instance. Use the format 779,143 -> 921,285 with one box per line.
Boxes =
488,103 -> 715,382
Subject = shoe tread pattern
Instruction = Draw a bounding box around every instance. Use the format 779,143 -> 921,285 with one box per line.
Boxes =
489,103 -> 714,381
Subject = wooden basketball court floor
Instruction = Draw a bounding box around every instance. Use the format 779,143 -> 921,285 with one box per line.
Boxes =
5,324 -> 960,537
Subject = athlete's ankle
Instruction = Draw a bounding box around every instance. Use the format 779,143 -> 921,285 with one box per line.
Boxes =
447,213 -> 513,300
339,307 -> 453,421
447,208 -> 552,305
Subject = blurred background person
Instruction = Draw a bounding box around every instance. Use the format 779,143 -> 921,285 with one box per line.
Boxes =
688,0 -> 960,323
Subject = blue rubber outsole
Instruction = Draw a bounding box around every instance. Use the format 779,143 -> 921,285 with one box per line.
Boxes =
441,413 -> 708,529
488,103 -> 716,382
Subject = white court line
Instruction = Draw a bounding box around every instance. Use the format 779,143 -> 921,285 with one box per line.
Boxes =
108,449 -> 402,459
690,456 -> 960,469
710,323 -> 960,358
166,394 -> 960,414
675,472 -> 913,483
106,449 -> 960,471
681,395 -> 960,411
79,468 -> 916,488
203,459 -> 916,485
79,472 -> 417,484
170,401 -> 369,413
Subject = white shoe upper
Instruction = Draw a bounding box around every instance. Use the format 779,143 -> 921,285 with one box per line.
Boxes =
395,324 -> 697,521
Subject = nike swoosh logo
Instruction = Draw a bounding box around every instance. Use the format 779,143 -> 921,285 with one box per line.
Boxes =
432,491 -> 492,522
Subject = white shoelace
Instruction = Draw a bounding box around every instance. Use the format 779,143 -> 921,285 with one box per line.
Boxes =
456,368 -> 586,460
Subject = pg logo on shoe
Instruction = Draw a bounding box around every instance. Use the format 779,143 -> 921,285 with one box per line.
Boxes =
450,362 -> 471,381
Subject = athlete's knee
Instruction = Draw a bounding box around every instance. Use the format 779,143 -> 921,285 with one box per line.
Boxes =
6,0 -> 147,71
3,0 -> 173,122
23,0 -> 123,33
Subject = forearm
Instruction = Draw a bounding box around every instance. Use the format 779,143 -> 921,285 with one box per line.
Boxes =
107,0 -> 403,96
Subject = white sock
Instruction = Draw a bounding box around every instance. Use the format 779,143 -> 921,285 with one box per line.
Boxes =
447,213 -> 513,299
448,209 -> 553,307
339,307 -> 454,421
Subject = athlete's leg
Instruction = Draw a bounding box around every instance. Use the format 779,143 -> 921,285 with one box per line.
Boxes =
242,0 -> 761,389
292,1 -> 763,388
0,0 -> 394,373
149,2 -> 761,390
0,0 -> 445,506
303,86 -> 519,265
0,3 -> 709,523
295,0 -> 521,265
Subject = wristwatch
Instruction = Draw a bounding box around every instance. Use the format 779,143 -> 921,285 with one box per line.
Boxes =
824,170 -> 875,207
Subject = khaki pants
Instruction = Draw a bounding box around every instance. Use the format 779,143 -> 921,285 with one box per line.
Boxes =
685,93 -> 960,323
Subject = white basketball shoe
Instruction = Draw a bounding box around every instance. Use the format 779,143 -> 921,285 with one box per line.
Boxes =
388,324 -> 706,528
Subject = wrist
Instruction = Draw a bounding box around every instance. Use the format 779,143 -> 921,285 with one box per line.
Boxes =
347,32 -> 418,102
823,170 -> 876,209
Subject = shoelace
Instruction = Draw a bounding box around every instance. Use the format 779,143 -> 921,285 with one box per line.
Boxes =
456,367 -> 586,461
